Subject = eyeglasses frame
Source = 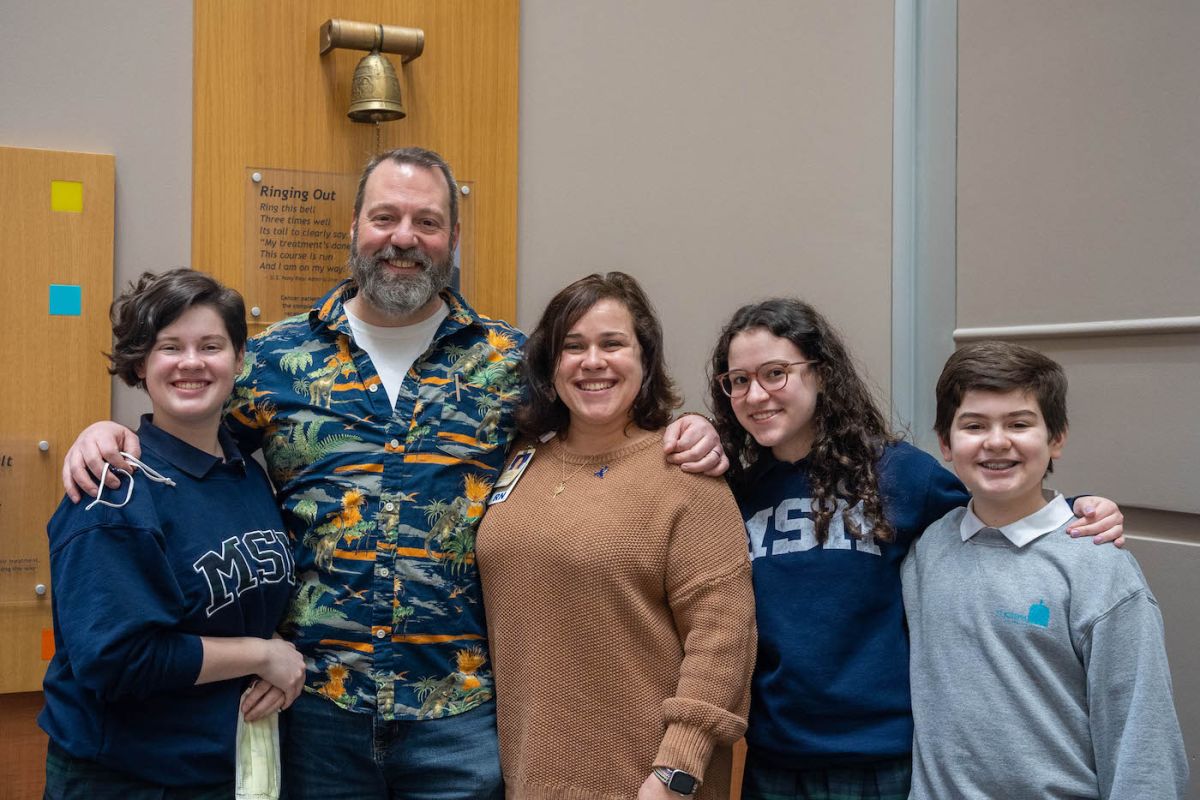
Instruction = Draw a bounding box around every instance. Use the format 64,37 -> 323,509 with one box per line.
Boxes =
715,359 -> 819,398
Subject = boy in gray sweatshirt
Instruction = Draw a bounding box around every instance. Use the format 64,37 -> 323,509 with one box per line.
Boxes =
902,341 -> 1188,799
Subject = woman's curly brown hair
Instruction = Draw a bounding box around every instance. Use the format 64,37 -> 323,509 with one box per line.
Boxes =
709,298 -> 899,544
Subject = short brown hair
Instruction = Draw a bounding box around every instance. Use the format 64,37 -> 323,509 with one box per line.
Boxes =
108,268 -> 247,389
517,272 -> 680,437
352,147 -> 458,233
934,340 -> 1068,444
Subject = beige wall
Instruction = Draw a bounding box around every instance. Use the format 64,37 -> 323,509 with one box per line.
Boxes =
0,1 -> 899,421
0,0 -> 192,427
957,1 -> 1200,514
957,1 -> 1200,328
958,2 -> 1199,790
517,0 -> 897,410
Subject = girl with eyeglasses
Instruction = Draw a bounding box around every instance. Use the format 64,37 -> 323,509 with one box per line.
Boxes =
708,298 -> 1126,800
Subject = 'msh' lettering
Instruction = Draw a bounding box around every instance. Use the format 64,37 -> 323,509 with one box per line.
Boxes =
746,508 -> 772,559
244,529 -> 296,584
747,498 -> 880,561
771,498 -> 818,555
193,529 -> 292,616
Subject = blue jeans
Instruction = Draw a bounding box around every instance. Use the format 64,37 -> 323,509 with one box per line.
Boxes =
282,691 -> 503,800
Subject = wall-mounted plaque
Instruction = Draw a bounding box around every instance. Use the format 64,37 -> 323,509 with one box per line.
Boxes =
244,167 -> 359,326
244,167 -> 477,327
0,440 -> 55,603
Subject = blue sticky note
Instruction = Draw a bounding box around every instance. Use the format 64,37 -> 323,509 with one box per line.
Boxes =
49,284 -> 82,316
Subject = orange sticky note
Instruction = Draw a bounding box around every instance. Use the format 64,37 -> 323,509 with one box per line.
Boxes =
41,628 -> 55,661
51,180 -> 83,213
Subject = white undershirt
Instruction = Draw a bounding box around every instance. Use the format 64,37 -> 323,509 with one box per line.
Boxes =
344,301 -> 449,410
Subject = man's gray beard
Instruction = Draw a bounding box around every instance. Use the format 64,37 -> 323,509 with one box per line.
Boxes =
348,238 -> 454,317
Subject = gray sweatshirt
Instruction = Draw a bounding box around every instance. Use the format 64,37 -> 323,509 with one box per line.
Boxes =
902,497 -> 1188,799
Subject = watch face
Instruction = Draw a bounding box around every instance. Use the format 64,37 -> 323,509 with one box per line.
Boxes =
667,771 -> 697,794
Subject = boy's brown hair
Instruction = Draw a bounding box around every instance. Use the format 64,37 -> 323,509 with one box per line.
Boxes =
934,340 -> 1068,444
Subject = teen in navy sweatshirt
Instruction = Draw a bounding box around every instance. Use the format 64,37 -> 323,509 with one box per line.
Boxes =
40,270 -> 303,795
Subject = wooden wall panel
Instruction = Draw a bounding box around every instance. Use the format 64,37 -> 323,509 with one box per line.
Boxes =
0,147 -> 114,694
193,0 -> 519,323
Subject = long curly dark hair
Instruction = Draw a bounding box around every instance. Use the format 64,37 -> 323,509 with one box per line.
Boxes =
709,298 -> 899,544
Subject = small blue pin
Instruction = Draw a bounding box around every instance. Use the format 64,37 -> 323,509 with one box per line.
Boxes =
594,465 -> 609,478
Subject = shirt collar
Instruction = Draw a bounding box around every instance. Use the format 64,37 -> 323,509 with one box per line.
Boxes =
960,493 -> 1073,547
311,279 -> 482,339
137,415 -> 245,479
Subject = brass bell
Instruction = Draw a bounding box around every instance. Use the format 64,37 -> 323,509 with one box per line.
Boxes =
347,51 -> 405,122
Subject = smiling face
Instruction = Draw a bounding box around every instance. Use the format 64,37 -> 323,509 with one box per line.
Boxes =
726,327 -> 822,462
348,160 -> 459,324
136,304 -> 242,445
940,389 -> 1066,526
553,298 -> 645,450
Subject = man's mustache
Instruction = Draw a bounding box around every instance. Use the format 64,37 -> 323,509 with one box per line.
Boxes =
370,245 -> 433,271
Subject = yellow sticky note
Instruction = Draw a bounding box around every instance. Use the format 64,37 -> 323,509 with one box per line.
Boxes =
51,180 -> 83,213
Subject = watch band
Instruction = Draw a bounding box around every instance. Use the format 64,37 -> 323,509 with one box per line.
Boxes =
652,766 -> 699,795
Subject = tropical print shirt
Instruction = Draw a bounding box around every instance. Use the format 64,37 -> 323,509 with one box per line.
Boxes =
225,279 -> 524,720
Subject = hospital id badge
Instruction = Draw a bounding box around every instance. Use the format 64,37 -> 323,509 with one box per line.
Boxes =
488,446 -> 536,505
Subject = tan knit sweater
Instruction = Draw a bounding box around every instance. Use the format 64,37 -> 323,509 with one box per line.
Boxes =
476,432 -> 756,800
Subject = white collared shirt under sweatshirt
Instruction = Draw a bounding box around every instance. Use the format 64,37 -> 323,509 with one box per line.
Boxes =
902,494 -> 1188,799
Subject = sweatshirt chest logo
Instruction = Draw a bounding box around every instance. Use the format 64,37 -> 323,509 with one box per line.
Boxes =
192,529 -> 295,616
745,497 -> 881,560
994,598 -> 1051,629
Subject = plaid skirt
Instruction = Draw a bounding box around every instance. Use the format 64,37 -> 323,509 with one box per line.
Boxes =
740,750 -> 911,800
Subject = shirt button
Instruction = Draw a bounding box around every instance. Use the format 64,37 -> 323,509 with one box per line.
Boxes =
384,502 -> 395,511
369,384 -> 379,393
378,567 -> 390,577
389,439 -> 400,448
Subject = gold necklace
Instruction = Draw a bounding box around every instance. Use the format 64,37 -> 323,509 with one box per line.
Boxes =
554,448 -> 592,497
554,445 -> 610,497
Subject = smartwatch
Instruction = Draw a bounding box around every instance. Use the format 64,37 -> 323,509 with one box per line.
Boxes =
652,766 -> 699,795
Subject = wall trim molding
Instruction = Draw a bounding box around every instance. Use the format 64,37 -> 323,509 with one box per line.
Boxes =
954,316 -> 1200,342
1127,533 -> 1200,547
890,0 -> 917,434
891,0 -> 958,456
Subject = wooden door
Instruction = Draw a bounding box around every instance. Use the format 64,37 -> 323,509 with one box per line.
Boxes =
0,146 -> 114,794
0,147 -> 114,694
193,0 -> 520,328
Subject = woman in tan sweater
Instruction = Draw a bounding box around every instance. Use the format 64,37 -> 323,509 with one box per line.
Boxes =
475,272 -> 755,800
